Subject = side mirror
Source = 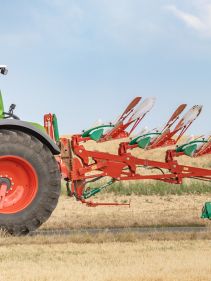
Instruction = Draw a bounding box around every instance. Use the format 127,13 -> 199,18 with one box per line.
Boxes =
8,104 -> 16,114
0,65 -> 8,75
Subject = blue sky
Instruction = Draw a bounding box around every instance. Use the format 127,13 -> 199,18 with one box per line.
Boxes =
1,0 -> 211,135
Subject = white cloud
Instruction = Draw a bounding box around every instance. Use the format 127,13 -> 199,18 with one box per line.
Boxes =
165,5 -> 205,31
164,1 -> 211,37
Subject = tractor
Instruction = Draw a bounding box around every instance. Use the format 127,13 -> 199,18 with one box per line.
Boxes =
0,66 -> 61,235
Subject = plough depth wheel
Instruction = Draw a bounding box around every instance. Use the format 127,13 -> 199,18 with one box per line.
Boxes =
0,130 -> 61,235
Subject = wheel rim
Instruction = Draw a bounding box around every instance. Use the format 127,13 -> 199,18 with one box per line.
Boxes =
0,156 -> 38,214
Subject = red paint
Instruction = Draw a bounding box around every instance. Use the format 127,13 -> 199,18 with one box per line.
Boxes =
0,156 -> 38,214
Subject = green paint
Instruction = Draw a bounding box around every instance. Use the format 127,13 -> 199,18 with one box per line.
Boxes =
129,133 -> 160,145
83,180 -> 114,199
183,144 -> 197,157
82,125 -> 114,138
138,136 -> 151,149
176,140 -> 207,156
89,128 -> 104,141
0,91 -> 5,119
53,114 -> 60,142
83,187 -> 102,199
30,122 -> 46,132
201,202 -> 211,219
129,136 -> 141,145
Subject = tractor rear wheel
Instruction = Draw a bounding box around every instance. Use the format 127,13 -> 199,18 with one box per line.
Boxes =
0,130 -> 61,235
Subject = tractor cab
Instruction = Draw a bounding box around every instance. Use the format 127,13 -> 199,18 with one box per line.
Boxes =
0,65 -> 7,118
0,65 -> 18,120
0,66 -> 47,132
0,92 -> 47,133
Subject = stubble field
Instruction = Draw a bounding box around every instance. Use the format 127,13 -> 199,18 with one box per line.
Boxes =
0,234 -> 211,281
1,138 -> 211,281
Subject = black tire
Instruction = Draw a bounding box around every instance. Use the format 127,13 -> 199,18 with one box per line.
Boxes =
0,129 -> 61,235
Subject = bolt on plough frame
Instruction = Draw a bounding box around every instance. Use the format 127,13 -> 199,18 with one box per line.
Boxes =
45,97 -> 211,218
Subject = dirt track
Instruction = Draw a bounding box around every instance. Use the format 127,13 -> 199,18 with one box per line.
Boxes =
32,226 -> 211,236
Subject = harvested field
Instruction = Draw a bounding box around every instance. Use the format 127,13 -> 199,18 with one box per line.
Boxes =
41,194 -> 211,230
2,139 -> 211,281
0,237 -> 211,281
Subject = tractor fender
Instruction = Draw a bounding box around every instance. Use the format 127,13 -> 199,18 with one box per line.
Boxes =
0,119 -> 60,155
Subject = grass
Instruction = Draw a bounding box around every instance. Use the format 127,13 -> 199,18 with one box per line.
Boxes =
0,237 -> 211,281
106,181 -> 211,196
62,180 -> 211,197
1,230 -> 211,244
39,194 -> 211,230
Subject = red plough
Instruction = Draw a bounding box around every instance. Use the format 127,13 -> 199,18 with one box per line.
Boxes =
43,97 -> 211,212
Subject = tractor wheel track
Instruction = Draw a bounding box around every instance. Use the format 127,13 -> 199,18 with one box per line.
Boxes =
31,226 -> 211,236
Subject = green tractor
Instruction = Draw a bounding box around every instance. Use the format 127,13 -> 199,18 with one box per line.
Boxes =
0,66 -> 61,235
